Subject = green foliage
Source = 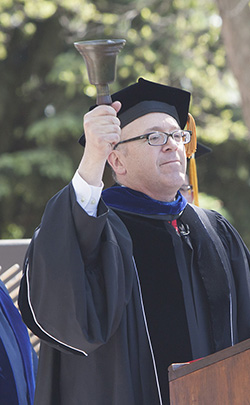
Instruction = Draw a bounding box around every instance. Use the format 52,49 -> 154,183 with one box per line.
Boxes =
197,138 -> 250,247
198,193 -> 233,222
0,0 -> 250,248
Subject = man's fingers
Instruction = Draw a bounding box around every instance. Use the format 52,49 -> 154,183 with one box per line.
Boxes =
111,101 -> 122,113
85,104 -> 119,119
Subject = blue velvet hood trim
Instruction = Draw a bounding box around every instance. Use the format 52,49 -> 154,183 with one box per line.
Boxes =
102,186 -> 187,216
0,281 -> 36,404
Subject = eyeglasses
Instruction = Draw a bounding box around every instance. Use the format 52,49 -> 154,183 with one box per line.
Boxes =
179,184 -> 193,192
113,130 -> 192,150
179,184 -> 193,195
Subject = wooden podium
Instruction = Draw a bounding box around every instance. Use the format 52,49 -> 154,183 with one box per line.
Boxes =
168,338 -> 250,404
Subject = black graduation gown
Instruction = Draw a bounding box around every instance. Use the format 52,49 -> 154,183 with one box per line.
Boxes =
18,183 -> 250,405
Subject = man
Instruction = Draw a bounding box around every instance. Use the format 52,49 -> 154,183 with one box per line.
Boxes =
179,142 -> 212,203
19,78 -> 250,405
179,174 -> 194,203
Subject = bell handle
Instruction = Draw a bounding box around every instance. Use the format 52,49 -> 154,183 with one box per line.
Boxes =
95,84 -> 112,105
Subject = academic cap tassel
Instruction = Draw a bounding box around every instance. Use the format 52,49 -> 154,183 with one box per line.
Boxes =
189,155 -> 199,206
185,113 -> 199,206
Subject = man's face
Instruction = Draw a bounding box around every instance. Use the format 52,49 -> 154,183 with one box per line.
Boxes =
109,112 -> 187,202
179,175 -> 194,203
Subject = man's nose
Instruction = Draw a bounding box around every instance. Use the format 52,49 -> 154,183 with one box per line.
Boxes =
162,135 -> 179,151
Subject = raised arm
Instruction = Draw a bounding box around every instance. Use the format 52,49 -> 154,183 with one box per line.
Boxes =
18,100 -> 136,355
77,101 -> 121,186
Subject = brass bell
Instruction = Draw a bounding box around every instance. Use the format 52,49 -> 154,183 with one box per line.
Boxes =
74,39 -> 126,105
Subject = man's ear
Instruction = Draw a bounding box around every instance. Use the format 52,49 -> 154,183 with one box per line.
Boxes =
108,150 -> 127,176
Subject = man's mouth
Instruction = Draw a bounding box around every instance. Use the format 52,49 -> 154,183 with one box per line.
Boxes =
160,159 -> 181,166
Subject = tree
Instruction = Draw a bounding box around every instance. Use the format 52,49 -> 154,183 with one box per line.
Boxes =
215,0 -> 250,135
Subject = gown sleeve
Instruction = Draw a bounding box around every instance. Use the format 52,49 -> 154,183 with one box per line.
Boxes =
212,211 -> 250,342
18,182 -> 134,356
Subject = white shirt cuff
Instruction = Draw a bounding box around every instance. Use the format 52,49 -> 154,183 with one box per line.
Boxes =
72,171 -> 104,217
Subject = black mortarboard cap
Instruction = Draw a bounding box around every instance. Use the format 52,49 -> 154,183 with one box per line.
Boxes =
111,77 -> 191,129
79,77 -> 191,146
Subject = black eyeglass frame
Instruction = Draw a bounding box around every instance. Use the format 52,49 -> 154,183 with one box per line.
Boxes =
179,184 -> 193,192
113,130 -> 192,150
